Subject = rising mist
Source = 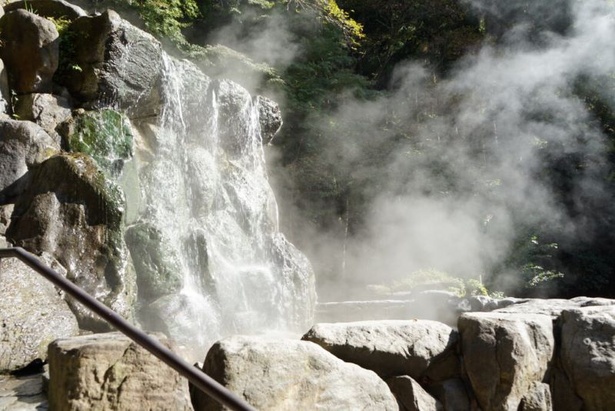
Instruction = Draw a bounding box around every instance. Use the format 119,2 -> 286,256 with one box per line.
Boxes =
200,0 -> 615,302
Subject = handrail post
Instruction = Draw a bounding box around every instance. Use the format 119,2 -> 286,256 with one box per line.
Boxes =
0,247 -> 256,411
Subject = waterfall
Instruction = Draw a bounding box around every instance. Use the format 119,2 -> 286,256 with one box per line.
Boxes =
124,55 -> 315,357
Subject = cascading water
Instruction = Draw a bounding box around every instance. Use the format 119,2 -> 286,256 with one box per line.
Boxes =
124,55 -> 315,356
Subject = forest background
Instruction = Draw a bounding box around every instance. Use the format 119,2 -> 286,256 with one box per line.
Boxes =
95,0 -> 615,301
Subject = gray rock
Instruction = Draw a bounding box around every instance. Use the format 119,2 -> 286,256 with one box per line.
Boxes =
560,306 -> 615,411
494,298 -> 584,318
0,204 -> 14,235
458,312 -> 554,411
0,59 -> 10,115
256,96 -> 282,144
6,153 -> 136,331
0,254 -> 79,372
193,335 -> 398,411
0,374 -> 48,410
0,119 -> 60,201
519,382 -> 552,411
14,93 -> 72,142
58,10 -> 163,116
0,9 -> 59,93
48,332 -> 192,411
427,378 -> 473,411
302,320 -> 460,380
386,375 -> 443,411
4,0 -> 87,20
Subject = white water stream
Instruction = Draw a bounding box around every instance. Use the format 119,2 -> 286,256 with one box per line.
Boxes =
125,55 -> 315,355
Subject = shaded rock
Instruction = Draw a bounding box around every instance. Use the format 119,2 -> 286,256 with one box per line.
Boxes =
519,382 -> 552,411
48,332 -> 192,411
0,59 -> 10,115
14,93 -> 72,141
193,335 -> 398,411
57,10 -> 163,116
550,365 -> 583,411
386,375 -> 443,411
4,0 -> 87,20
458,312 -> 554,411
0,9 -> 59,94
256,95 -> 282,144
560,306 -> 615,411
0,254 -> 79,372
0,204 -> 14,235
428,378 -> 473,411
6,153 -> 136,331
0,373 -> 48,410
0,119 -> 60,202
302,320 -> 460,380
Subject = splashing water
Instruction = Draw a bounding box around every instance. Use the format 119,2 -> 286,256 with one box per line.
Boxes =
125,55 -> 315,357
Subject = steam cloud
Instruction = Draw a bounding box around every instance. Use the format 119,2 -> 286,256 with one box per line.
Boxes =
203,0 -> 614,301
270,0 -> 615,300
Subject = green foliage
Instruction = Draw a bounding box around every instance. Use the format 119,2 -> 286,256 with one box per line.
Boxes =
111,0 -> 200,47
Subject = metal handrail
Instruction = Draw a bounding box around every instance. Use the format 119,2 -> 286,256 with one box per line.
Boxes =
0,247 -> 256,411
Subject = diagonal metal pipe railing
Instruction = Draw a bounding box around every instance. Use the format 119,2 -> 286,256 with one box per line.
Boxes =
0,246 -> 256,411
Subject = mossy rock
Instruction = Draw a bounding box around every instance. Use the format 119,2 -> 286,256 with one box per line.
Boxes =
59,108 -> 134,177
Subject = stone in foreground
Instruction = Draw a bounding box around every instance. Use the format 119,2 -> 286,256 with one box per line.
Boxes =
560,306 -> 615,411
0,255 -> 78,372
193,335 -> 398,411
459,312 -> 554,411
48,332 -> 192,411
302,320 -> 459,380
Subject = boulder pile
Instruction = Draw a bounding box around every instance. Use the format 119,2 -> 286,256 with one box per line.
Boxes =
192,297 -> 615,411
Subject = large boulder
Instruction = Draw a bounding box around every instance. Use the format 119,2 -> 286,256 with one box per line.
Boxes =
6,153 -> 136,330
302,320 -> 459,380
560,306 -> 615,411
458,312 -> 554,411
57,10 -> 163,116
0,119 -> 60,202
0,253 -> 79,372
0,9 -> 59,94
192,335 -> 398,411
47,332 -> 192,411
